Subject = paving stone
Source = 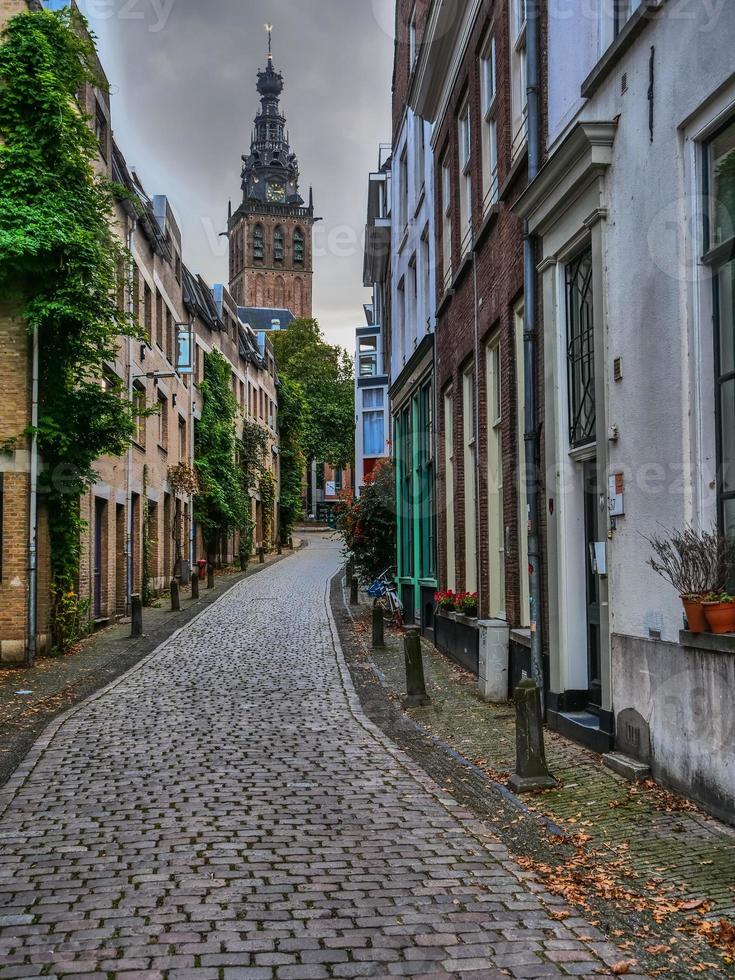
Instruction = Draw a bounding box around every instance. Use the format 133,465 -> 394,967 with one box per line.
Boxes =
0,539 -> 638,979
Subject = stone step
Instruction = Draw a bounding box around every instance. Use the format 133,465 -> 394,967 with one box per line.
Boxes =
602,751 -> 651,782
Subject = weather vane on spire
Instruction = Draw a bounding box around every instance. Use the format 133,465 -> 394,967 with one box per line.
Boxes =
265,23 -> 273,61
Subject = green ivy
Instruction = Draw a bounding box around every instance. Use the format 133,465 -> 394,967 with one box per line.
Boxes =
0,8 -> 139,649
277,376 -> 307,541
259,468 -> 276,549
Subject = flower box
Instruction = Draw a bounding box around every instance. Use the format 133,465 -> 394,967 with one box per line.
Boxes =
435,609 -> 480,675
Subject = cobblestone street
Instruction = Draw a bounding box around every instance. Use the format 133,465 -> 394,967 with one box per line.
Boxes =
0,537 -> 643,980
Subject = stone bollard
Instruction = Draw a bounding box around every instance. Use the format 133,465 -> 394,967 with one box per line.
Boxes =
404,628 -> 430,707
277,541 -> 282,555
288,536 -> 294,550
350,575 -> 359,606
346,558 -> 354,584
507,678 -> 557,793
131,594 -> 143,637
372,604 -> 385,649
207,563 -> 215,590
190,571 -> 199,600
170,578 -> 181,612
258,546 -> 265,564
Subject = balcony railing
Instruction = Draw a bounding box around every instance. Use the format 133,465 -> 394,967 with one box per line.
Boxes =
482,171 -> 500,216
511,107 -> 529,161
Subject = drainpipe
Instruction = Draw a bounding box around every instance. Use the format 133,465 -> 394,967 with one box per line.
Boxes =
524,0 -> 543,693
26,321 -> 39,667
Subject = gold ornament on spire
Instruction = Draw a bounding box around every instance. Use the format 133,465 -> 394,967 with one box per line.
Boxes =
265,23 -> 273,60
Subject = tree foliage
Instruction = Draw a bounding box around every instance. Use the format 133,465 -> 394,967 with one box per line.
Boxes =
335,459 -> 396,583
277,375 -> 308,541
271,318 -> 354,467
0,8 -> 139,648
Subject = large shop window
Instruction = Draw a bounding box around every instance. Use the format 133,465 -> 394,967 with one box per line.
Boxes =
418,382 -> 435,580
705,116 -> 735,538
566,246 -> 596,449
363,388 -> 385,457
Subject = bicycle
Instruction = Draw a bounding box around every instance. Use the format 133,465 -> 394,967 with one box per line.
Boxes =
367,567 -> 404,628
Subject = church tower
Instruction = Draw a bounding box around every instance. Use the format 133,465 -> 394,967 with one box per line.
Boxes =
228,30 -> 314,318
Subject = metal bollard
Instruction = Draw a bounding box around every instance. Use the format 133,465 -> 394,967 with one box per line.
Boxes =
372,604 -> 385,649
507,678 -> 556,793
170,578 -> 181,612
190,571 -> 199,600
207,563 -> 215,590
404,628 -> 430,707
131,594 -> 143,637
350,575 -> 359,606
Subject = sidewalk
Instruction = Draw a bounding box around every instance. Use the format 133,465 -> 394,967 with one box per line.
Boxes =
0,542 -> 302,788
333,574 -> 735,979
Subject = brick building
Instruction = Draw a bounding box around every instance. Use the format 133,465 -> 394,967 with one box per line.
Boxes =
409,0 -> 544,688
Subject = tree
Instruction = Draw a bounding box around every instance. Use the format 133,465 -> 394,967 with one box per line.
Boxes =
277,375 -> 308,541
271,318 -> 354,467
335,459 -> 396,583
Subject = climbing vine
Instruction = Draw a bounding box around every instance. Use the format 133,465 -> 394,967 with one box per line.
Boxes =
239,418 -> 269,564
0,8 -> 140,649
277,376 -> 307,542
194,349 -> 247,562
259,468 -> 276,549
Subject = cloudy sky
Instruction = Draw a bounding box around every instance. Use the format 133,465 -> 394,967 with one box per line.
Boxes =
78,0 -> 395,349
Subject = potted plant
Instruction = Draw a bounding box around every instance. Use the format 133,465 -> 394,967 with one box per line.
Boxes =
435,589 -> 458,613
646,525 -> 735,633
457,591 -> 479,618
702,592 -> 735,634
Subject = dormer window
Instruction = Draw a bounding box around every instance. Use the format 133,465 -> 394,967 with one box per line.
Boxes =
253,225 -> 265,261
294,228 -> 305,265
274,226 -> 285,262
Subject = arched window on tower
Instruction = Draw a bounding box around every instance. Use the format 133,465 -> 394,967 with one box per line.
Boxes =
275,276 -> 285,308
294,228 -> 305,266
274,226 -> 285,263
253,225 -> 265,262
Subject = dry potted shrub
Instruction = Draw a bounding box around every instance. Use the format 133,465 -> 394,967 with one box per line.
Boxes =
646,525 -> 735,633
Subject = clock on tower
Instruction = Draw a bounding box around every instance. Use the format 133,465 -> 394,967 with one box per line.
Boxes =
266,181 -> 286,204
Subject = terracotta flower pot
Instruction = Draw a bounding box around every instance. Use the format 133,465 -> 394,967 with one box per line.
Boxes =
703,602 -> 735,635
681,595 -> 707,633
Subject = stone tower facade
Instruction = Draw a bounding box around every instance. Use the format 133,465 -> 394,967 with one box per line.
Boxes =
228,40 -> 314,318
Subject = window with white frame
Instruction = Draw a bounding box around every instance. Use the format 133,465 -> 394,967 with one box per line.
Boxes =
359,335 -> 379,378
397,277 -> 406,365
409,6 -> 418,70
704,116 -> 735,540
363,388 -> 385,457
614,0 -> 642,37
441,154 -> 452,290
486,340 -> 505,617
421,229 -> 431,332
414,117 -> 425,197
458,102 -> 473,254
480,34 -> 499,211
399,149 -> 409,234
463,365 -> 477,593
409,256 -> 418,351
510,0 -> 528,160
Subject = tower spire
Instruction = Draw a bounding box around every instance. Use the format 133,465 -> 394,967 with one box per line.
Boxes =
265,23 -> 273,61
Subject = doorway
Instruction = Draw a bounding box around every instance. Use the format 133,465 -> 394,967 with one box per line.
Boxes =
93,498 -> 106,620
583,461 -> 602,709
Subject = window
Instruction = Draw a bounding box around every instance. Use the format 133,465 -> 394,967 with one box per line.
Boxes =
253,225 -> 265,262
418,381 -> 435,580
399,149 -> 409,233
462,366 -> 477,592
397,278 -> 406,366
614,0 -> 642,37
363,388 -> 385,457
510,0 -> 528,160
335,467 -> 343,492
441,154 -> 453,290
165,308 -> 173,363
421,230 -> 431,331
409,6 -> 418,69
566,246 -> 596,448
155,290 -> 163,349
443,387 -> 456,591
133,384 -> 146,447
705,118 -> 735,539
274,226 -> 284,263
294,228 -> 305,265
458,103 -> 473,254
409,257 -> 418,352
514,301 -> 530,625
486,341 -> 505,618
398,405 -> 414,577
158,392 -> 168,451
481,35 -> 499,211
175,253 -> 181,284
359,335 -> 379,377
95,100 -> 108,161
414,117 -> 425,196
178,416 -> 187,462
144,283 -> 152,343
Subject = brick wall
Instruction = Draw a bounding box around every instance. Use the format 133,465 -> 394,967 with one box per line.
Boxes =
392,0 -> 431,141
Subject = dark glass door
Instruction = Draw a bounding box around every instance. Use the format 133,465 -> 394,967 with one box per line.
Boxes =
583,462 -> 602,709
94,498 -> 105,620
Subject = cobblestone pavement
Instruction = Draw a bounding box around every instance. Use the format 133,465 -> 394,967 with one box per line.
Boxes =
0,536 -> 645,980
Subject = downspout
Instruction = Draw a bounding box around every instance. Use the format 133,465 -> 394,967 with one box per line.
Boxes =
26,321 -> 39,667
524,0 -> 543,692
125,216 -> 137,614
